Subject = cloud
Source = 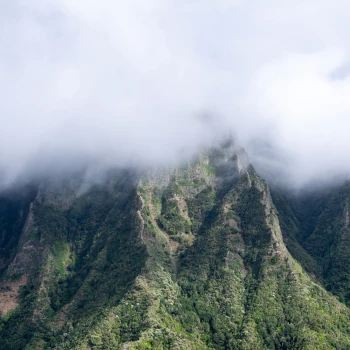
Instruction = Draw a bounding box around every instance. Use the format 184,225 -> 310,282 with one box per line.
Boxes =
1,0 -> 350,188
245,49 -> 350,187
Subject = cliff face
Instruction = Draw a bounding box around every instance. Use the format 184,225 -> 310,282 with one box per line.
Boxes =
1,144 -> 350,349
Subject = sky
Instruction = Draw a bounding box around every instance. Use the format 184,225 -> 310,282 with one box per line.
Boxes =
1,0 -> 350,189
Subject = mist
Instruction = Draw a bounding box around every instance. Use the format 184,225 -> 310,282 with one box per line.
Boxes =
2,1 -> 350,189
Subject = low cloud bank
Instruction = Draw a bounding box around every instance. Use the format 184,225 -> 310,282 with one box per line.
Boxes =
2,1 -> 350,189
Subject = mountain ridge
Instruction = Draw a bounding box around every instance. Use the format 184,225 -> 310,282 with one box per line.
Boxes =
1,145 -> 350,349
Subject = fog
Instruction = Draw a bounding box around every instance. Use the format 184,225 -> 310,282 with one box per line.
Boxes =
2,1 -> 350,189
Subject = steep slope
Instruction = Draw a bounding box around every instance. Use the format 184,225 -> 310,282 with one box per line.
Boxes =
273,182 -> 350,304
0,171 -> 148,350
125,150 -> 350,350
1,145 -> 350,349
0,184 -> 38,314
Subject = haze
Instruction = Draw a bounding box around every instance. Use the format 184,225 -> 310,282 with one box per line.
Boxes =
1,0 -> 350,189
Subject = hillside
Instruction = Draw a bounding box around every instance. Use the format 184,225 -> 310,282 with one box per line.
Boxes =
272,182 -> 350,305
1,144 -> 350,349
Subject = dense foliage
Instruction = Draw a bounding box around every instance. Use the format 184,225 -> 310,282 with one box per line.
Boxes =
272,182 -> 350,305
1,149 -> 350,349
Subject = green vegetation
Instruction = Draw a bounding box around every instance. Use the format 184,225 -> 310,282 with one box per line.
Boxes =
1,149 -> 350,349
158,181 -> 191,235
272,182 -> 350,305
0,184 -> 38,275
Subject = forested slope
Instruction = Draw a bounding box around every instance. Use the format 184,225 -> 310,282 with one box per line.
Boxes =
1,144 -> 350,349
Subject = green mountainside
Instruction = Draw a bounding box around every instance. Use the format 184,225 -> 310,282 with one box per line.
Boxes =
272,181 -> 350,305
1,144 -> 350,349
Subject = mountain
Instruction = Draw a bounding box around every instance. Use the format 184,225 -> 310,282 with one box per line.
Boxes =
1,143 -> 350,349
272,181 -> 350,305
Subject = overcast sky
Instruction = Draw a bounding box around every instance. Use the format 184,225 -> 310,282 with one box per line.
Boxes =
1,0 -> 350,188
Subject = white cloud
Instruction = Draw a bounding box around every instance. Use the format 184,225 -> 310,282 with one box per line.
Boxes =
1,0 -> 350,188
246,49 -> 350,186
